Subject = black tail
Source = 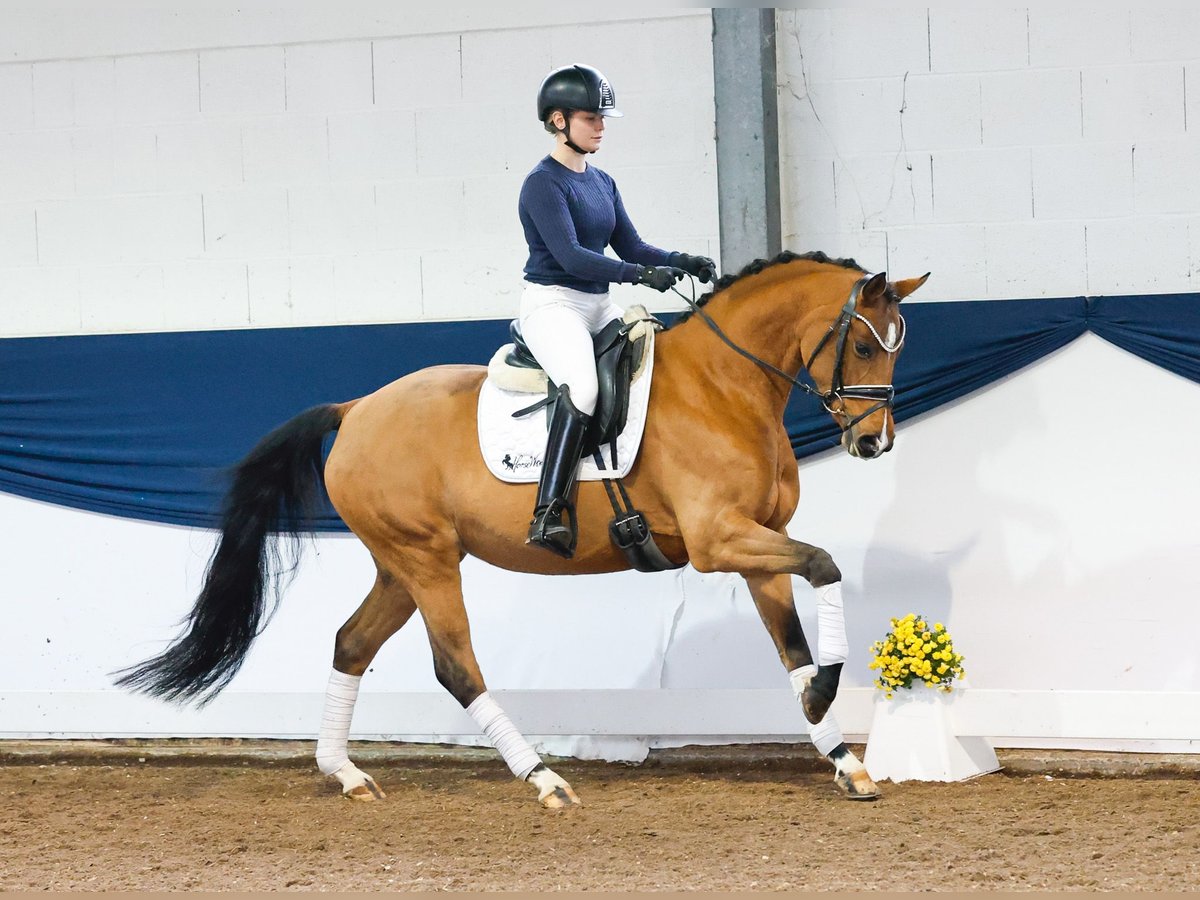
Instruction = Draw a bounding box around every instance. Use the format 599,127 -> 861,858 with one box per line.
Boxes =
114,403 -> 346,706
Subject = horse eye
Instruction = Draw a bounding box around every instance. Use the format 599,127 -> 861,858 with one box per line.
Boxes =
854,341 -> 872,359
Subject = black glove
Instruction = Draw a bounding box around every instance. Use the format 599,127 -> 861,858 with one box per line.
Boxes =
673,253 -> 718,284
636,265 -> 686,292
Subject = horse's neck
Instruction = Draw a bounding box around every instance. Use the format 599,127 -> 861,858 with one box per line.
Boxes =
661,274 -> 828,421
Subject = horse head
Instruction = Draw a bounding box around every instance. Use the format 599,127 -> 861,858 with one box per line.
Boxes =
801,269 -> 929,459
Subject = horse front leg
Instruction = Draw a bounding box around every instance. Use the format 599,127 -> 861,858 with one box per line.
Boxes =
690,518 -> 849,722
745,572 -> 878,800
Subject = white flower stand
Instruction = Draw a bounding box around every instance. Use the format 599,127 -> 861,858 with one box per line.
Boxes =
864,685 -> 1001,783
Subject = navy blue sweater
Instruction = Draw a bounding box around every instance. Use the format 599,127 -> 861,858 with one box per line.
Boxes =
519,156 -> 676,294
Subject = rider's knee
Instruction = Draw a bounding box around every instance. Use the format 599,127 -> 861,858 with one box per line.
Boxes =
568,380 -> 599,417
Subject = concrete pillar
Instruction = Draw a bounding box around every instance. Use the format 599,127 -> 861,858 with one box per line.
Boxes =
712,8 -> 781,275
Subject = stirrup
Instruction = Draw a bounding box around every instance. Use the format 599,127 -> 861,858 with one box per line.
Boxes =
527,499 -> 577,558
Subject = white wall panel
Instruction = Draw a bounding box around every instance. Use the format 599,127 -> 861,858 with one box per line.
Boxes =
1082,63 -> 1185,141
0,131 -> 74,202
420,246 -> 527,320
460,29 -> 553,107
247,256 -> 335,327
327,110 -> 418,181
0,203 -> 37,266
1133,141 -> 1200,215
901,74 -> 983,151
0,8 -> 714,338
69,58 -> 119,127
372,34 -> 463,110
31,60 -> 73,129
779,8 -> 1200,302
199,46 -> 286,116
828,8 -> 929,80
930,8 -> 1027,73
376,178 -> 467,251
0,63 -> 34,130
932,147 -> 1031,224
1032,143 -> 1133,220
983,221 -> 1086,298
287,184 -> 375,256
160,260 -> 250,330
155,121 -> 244,192
283,42 -> 373,114
980,68 -> 1082,147
834,152 -> 934,231
240,115 -> 330,186
331,250 -> 423,323
77,264 -> 166,332
202,188 -> 290,258
1085,217 -> 1191,295
0,266 -> 79,334
113,54 -> 200,125
1131,6 -> 1200,62
1029,9 -> 1131,68
37,195 -> 203,266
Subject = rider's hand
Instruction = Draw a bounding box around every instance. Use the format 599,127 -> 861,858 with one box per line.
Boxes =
636,265 -> 686,292
673,253 -> 718,284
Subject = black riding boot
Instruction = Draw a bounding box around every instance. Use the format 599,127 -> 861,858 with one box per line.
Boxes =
527,387 -> 591,558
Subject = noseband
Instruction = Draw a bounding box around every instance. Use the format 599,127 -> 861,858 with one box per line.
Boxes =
671,275 -> 906,432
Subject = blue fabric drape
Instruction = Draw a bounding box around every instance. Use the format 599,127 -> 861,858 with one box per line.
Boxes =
1,295 -> 1197,529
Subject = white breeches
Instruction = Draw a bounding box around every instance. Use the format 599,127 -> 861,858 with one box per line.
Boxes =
519,283 -> 625,416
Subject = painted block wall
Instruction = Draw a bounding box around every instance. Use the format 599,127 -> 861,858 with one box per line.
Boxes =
0,7 -> 717,337
777,8 -> 1200,300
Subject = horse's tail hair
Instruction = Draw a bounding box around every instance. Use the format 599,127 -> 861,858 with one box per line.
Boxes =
114,402 -> 350,706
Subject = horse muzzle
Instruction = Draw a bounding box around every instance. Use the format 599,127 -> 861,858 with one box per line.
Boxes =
844,430 -> 892,459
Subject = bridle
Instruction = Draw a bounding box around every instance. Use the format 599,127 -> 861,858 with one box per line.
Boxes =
669,274 -> 906,432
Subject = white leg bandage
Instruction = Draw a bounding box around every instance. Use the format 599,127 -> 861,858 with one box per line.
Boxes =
789,664 -> 817,702
315,668 -> 360,776
467,691 -> 542,781
816,581 -> 849,666
808,712 -> 846,757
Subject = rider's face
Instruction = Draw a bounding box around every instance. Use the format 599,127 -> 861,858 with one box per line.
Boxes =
558,110 -> 605,152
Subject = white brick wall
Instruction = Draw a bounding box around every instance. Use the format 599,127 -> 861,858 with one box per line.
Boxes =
0,10 -> 714,337
778,8 -> 1200,301
7,9 -> 1199,333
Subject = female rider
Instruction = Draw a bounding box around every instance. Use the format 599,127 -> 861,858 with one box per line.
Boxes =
519,63 -> 716,558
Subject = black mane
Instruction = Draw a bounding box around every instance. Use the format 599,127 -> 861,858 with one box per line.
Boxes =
670,249 -> 866,325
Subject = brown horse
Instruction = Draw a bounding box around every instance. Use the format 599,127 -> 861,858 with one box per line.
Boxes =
116,250 -> 928,807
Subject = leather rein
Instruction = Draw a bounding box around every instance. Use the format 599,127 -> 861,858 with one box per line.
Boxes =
669,274 -> 906,431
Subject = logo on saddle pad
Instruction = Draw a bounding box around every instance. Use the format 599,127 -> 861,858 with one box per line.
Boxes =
501,452 -> 543,473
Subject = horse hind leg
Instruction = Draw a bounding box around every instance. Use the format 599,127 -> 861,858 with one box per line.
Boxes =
398,552 -> 581,809
316,564 -> 417,801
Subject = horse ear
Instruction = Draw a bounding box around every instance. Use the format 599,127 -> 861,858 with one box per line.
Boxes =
892,272 -> 931,301
860,272 -> 889,306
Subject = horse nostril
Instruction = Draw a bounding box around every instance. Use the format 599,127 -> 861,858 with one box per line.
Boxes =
856,435 -> 881,457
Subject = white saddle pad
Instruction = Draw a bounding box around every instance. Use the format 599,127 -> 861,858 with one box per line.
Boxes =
477,327 -> 656,484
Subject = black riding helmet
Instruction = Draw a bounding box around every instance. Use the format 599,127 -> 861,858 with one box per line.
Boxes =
536,64 -> 623,123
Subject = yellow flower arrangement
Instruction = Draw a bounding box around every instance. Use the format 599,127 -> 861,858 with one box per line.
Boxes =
868,613 -> 966,698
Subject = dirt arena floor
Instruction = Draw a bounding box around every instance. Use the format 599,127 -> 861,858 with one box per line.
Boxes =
1,743 -> 1197,892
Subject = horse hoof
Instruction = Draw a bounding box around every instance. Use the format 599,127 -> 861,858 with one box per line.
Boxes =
834,769 -> 880,801
344,777 -> 387,802
539,785 -> 582,809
